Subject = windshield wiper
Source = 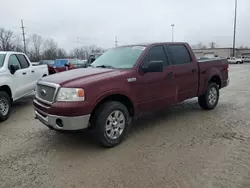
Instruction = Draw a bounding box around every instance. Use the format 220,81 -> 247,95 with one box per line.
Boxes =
95,65 -> 115,69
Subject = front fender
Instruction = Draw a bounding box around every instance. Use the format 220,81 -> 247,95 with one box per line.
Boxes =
91,89 -> 137,114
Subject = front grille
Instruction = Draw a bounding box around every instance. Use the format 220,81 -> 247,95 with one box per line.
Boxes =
36,84 -> 56,103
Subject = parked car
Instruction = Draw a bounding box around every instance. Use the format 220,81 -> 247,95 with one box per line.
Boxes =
52,59 -> 85,73
83,53 -> 103,67
241,56 -> 250,63
39,60 -> 55,75
0,51 -> 48,122
227,57 -> 243,64
33,42 -> 229,147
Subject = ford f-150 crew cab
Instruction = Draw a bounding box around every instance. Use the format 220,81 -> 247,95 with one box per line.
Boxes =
33,42 -> 229,147
0,51 -> 48,122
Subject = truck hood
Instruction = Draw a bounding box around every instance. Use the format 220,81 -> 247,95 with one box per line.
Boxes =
41,68 -> 121,86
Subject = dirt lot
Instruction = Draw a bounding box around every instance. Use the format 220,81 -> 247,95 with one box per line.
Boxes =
1,64 -> 250,188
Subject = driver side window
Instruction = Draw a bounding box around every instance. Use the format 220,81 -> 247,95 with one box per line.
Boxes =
8,55 -> 22,70
144,45 -> 169,66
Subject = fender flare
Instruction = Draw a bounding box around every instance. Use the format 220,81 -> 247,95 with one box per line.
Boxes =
205,73 -> 222,89
91,89 -> 137,115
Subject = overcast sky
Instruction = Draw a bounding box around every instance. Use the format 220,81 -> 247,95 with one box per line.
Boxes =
1,0 -> 250,51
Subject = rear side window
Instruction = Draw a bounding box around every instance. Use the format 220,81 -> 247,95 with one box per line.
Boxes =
16,54 -> 30,68
145,45 -> 168,66
167,45 -> 192,65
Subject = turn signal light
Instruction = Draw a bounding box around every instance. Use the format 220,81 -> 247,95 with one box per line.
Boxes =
77,89 -> 85,97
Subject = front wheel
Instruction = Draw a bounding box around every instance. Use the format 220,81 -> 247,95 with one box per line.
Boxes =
0,91 -> 11,122
93,101 -> 130,147
198,83 -> 219,110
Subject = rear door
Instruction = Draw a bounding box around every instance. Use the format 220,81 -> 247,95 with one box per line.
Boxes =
165,44 -> 199,102
135,45 -> 176,112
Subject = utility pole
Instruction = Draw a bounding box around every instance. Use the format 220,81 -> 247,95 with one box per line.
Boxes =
76,37 -> 79,59
21,19 -> 26,54
232,0 -> 237,57
115,36 -> 118,47
171,24 -> 175,42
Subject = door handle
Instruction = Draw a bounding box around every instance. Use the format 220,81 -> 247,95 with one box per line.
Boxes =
192,69 -> 197,73
22,72 -> 26,75
31,70 -> 35,73
168,72 -> 174,78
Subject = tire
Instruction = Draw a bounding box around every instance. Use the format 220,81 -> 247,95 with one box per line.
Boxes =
236,61 -> 240,64
198,82 -> 219,110
93,101 -> 130,148
0,91 -> 11,122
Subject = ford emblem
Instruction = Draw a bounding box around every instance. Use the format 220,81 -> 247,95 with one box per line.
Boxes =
41,89 -> 47,97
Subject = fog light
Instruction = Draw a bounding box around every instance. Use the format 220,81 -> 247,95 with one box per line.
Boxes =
56,119 -> 64,128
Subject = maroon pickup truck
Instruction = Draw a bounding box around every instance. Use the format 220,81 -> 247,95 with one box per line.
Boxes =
33,42 -> 229,147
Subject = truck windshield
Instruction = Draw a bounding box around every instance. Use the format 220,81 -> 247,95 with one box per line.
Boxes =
91,46 -> 145,69
0,54 -> 6,68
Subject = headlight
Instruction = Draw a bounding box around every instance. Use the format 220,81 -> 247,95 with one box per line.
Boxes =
56,88 -> 85,102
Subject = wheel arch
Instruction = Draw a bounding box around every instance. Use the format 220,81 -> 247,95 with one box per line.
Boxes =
208,75 -> 221,88
0,85 -> 12,101
89,92 -> 135,125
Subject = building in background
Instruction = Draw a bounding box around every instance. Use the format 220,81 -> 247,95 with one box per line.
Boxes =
193,48 -> 250,58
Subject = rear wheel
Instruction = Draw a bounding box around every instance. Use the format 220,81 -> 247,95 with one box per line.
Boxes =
0,91 -> 11,122
93,101 -> 130,147
198,82 -> 219,110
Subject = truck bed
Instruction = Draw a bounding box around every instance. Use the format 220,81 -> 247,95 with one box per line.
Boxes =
198,58 -> 229,96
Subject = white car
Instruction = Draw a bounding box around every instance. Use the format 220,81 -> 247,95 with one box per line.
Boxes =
0,51 -> 48,122
227,57 -> 243,64
241,56 -> 250,63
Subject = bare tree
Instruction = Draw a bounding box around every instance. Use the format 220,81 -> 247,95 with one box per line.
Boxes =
196,42 -> 207,49
0,28 -> 15,51
71,47 -> 88,59
71,45 -> 105,59
209,42 -> 216,48
30,34 -> 43,61
57,48 -> 67,58
42,38 -> 58,60
13,36 -> 23,52
239,45 -> 249,49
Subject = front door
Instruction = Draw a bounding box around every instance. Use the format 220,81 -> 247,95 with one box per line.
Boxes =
8,55 -> 28,99
165,44 -> 199,102
133,45 -> 176,112
16,54 -> 34,93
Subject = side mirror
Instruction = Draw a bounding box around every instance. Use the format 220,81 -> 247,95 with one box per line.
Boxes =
10,65 -> 18,74
142,61 -> 164,73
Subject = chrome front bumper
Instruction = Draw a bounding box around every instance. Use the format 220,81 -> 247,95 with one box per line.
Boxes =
35,108 -> 90,131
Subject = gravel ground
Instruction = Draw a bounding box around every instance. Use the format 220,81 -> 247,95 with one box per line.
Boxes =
1,64 -> 250,188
